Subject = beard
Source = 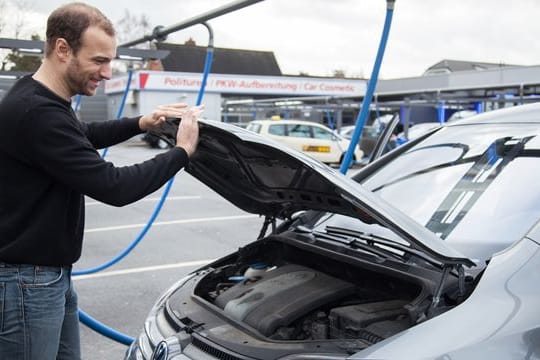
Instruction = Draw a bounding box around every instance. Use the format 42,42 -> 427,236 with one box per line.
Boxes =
66,57 -> 97,96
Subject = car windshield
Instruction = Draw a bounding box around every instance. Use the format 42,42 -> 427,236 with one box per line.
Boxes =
357,123 -> 540,261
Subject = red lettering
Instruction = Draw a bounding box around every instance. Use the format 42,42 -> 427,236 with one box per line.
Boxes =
216,79 -> 237,88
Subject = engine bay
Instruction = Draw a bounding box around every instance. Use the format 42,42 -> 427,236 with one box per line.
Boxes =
190,235 -> 467,348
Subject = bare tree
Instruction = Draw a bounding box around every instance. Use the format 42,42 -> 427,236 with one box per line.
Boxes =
333,69 -> 346,78
0,0 -> 6,35
0,1 -> 34,39
113,9 -> 154,73
116,9 -> 152,48
5,33 -> 42,72
13,1 -> 31,39
0,1 -> 36,71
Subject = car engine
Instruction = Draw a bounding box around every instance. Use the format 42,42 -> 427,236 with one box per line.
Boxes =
193,236 -> 443,347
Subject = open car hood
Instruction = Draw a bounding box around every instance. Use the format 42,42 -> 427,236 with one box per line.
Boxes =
187,120 -> 475,267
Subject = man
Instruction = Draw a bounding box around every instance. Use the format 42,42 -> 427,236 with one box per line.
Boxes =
0,3 -> 201,359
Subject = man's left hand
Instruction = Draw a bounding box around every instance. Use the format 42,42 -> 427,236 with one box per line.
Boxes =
139,103 -> 189,131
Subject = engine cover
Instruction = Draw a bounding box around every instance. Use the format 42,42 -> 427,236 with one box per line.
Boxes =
214,264 -> 355,336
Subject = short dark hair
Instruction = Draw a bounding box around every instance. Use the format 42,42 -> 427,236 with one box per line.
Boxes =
45,2 -> 115,57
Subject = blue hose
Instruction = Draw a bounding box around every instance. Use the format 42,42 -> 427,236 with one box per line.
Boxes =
340,0 -> 395,174
73,94 -> 83,113
78,309 -> 134,345
196,50 -> 213,108
326,110 -> 335,130
74,178 -> 174,275
101,69 -> 134,159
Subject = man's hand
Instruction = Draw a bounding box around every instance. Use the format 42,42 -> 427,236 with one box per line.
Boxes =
139,103 -> 189,131
176,105 -> 204,157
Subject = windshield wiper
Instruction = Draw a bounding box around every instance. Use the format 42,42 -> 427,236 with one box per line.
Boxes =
308,228 -> 403,262
324,226 -> 443,268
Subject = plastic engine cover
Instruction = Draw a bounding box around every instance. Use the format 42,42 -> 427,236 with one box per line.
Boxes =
214,264 -> 355,336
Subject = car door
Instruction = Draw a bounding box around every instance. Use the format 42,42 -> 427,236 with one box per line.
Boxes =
284,123 -> 338,163
266,122 -> 343,163
310,124 -> 345,163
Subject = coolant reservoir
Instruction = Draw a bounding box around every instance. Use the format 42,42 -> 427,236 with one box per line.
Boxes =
244,262 -> 271,278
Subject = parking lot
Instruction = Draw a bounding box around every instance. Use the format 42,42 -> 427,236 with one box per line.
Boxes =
75,141 -> 263,359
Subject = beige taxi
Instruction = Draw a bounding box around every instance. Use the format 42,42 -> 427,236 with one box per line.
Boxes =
246,119 -> 363,165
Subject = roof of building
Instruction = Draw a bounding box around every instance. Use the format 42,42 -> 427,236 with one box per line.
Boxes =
156,43 -> 282,76
424,59 -> 520,75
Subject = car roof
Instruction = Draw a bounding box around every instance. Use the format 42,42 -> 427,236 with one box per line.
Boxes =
446,102 -> 540,126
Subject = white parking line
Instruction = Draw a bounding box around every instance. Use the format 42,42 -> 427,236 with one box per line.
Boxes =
85,195 -> 201,206
72,260 -> 214,281
84,214 -> 259,233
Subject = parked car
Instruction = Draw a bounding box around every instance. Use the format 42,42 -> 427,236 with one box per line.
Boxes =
338,114 -> 399,158
246,119 -> 364,165
337,124 -> 356,139
338,124 -> 387,160
141,132 -> 172,149
126,103 -> 540,360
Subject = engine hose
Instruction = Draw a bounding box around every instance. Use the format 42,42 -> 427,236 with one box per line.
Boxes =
76,29 -> 215,346
339,0 -> 396,174
357,329 -> 385,344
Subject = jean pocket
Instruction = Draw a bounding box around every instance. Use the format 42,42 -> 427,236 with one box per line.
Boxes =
21,267 -> 63,288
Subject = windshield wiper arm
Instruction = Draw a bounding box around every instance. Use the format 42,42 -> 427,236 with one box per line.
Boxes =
308,229 -> 404,262
325,225 -> 443,268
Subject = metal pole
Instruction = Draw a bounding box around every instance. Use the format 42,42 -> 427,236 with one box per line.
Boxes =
119,0 -> 265,48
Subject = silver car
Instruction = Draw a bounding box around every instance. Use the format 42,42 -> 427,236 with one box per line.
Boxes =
126,103 -> 540,360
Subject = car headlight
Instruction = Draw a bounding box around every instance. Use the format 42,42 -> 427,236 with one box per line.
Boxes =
140,274 -> 197,357
149,274 -> 196,317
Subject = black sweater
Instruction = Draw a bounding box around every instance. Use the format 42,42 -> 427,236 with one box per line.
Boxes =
0,76 -> 189,266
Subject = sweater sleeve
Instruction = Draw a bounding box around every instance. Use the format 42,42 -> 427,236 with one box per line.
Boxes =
82,117 -> 144,149
21,107 -> 188,207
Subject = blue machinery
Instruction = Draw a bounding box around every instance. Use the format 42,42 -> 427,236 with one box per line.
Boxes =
75,0 -> 396,346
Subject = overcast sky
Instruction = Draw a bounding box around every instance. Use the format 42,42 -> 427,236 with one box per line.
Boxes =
2,0 -> 540,79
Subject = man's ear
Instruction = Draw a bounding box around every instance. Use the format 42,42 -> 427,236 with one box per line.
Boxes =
55,38 -> 72,62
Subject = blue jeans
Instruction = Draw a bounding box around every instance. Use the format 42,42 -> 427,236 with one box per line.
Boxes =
0,263 -> 80,359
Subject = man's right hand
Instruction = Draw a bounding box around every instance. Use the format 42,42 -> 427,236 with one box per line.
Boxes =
176,105 -> 204,157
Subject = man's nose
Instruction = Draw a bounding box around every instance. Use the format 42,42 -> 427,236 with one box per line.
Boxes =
100,63 -> 112,80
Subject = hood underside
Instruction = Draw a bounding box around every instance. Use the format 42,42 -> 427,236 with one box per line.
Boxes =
187,120 -> 474,267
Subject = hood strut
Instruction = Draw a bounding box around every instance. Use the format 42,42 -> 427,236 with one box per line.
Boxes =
427,263 -> 467,316
257,216 -> 276,239
428,265 -> 452,316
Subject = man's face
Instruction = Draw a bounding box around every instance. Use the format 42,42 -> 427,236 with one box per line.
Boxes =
65,26 -> 116,96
